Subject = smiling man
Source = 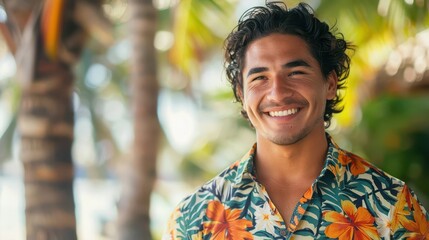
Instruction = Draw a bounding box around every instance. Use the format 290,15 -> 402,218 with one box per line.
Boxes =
164,2 -> 429,239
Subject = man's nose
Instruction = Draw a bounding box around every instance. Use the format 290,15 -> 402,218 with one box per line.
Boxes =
266,75 -> 293,101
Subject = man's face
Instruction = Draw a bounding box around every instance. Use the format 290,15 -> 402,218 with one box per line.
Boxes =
240,33 -> 337,146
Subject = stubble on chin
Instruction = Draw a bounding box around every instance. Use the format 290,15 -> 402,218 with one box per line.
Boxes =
265,115 -> 325,146
267,130 -> 307,146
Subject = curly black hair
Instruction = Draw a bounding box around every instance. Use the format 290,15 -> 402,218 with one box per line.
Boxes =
224,1 -> 354,127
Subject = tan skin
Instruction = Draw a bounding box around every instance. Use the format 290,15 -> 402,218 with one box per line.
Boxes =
239,33 -> 337,222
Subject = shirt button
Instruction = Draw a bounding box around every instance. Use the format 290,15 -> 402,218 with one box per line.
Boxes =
280,229 -> 287,236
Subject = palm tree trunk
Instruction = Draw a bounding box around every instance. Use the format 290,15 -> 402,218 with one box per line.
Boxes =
3,0 -> 81,238
19,53 -> 77,239
117,0 -> 160,239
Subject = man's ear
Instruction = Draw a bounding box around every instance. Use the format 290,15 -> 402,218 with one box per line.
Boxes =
237,85 -> 244,103
326,71 -> 338,100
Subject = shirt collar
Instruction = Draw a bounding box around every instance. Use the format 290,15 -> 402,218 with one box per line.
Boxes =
317,134 -> 344,183
234,143 -> 257,183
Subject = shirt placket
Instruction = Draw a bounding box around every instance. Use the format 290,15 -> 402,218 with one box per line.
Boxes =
256,180 -> 320,239
255,182 -> 290,238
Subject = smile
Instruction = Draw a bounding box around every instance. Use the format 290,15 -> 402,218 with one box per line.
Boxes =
268,108 -> 298,117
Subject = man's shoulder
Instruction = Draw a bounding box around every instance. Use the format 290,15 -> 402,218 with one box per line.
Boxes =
326,147 -> 429,217
164,154 -> 258,238
335,147 -> 407,192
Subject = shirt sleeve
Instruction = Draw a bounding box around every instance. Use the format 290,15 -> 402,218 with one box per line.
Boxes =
162,206 -> 187,240
390,184 -> 429,239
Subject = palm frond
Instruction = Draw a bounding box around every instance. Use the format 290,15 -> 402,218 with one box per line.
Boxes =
168,0 -> 234,79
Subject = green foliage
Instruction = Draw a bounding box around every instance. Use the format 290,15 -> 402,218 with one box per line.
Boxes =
0,72 -> 20,164
169,0 -> 234,79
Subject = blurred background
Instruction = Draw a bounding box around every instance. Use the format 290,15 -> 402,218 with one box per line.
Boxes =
0,0 -> 428,239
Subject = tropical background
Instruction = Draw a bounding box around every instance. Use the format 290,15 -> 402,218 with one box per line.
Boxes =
0,0 -> 427,239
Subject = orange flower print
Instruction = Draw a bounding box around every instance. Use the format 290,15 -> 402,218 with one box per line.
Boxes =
300,187 -> 313,204
324,200 -> 380,240
328,163 -> 344,182
404,195 -> 429,240
203,200 -> 253,240
391,185 -> 413,232
338,151 -> 367,176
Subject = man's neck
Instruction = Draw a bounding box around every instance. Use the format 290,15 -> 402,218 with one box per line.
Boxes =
254,129 -> 328,185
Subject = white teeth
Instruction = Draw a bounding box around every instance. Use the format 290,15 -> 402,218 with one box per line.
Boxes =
269,108 -> 298,117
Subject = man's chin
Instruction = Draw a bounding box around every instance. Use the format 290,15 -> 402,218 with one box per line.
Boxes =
266,133 -> 306,146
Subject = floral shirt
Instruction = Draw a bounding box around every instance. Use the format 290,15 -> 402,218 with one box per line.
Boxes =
164,136 -> 429,239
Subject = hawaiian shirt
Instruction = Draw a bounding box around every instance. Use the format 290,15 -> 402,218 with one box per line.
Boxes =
163,136 -> 429,239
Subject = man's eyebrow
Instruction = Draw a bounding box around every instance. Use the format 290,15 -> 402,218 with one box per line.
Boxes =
246,67 -> 269,77
283,60 -> 311,68
245,60 -> 311,77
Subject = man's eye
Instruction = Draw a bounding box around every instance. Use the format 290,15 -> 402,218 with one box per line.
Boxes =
289,71 -> 304,77
253,76 -> 267,81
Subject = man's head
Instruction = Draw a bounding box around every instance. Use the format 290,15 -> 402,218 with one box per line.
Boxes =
224,2 -> 353,128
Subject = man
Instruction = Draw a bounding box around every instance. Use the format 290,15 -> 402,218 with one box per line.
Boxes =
164,2 -> 429,239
